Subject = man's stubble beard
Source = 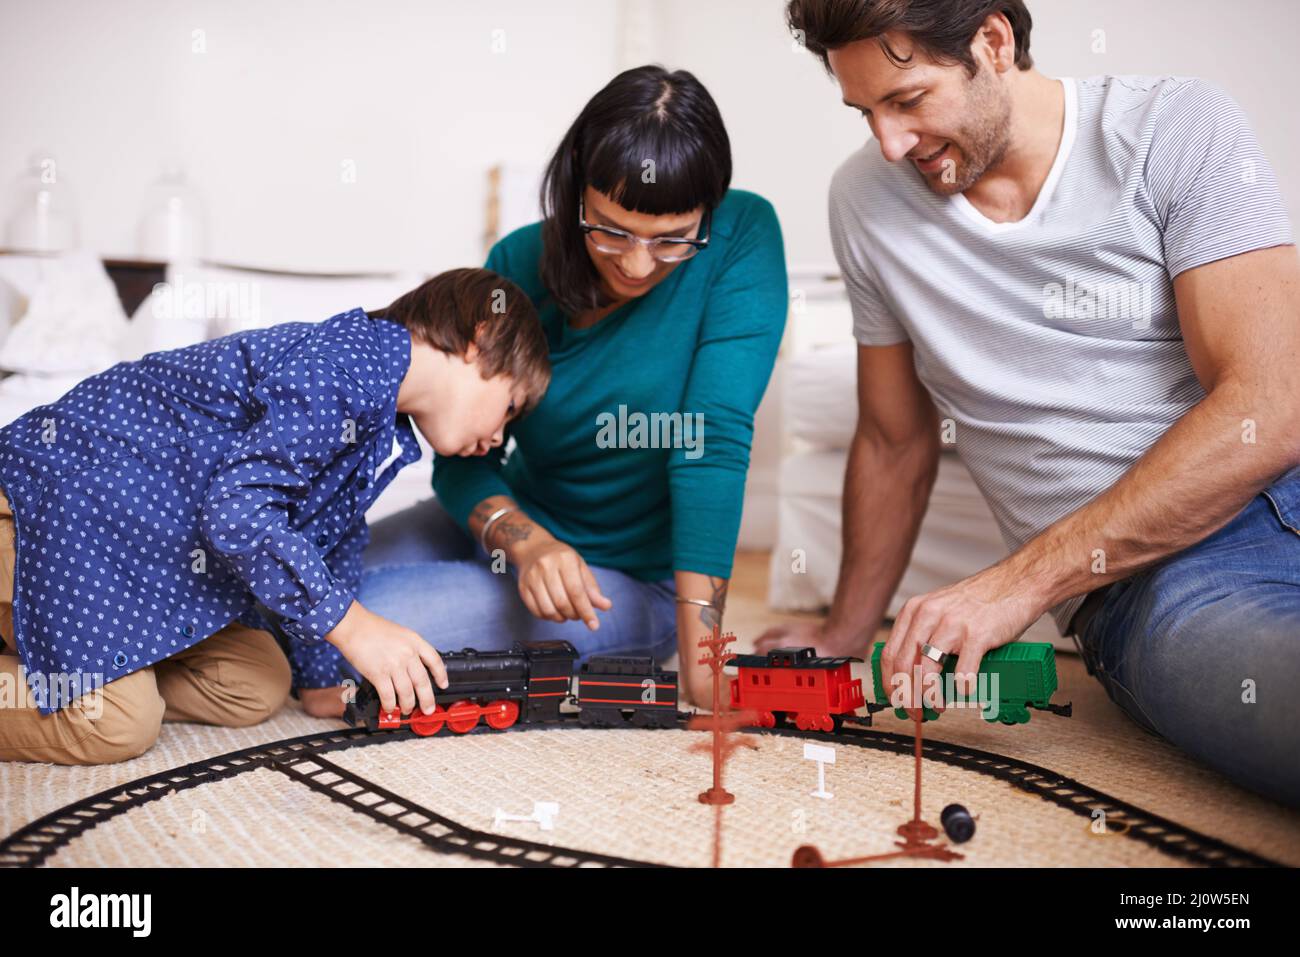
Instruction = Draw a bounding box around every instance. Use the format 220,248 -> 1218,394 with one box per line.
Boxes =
923,65 -> 1012,196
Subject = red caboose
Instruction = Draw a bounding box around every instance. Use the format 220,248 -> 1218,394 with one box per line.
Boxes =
729,647 -> 864,732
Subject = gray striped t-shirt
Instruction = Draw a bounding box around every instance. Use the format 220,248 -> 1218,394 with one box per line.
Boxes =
828,74 -> 1295,635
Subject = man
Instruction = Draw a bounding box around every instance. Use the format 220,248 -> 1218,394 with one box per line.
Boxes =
759,0 -> 1300,804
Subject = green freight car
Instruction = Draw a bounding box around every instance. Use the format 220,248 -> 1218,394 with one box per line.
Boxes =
869,641 -> 1071,724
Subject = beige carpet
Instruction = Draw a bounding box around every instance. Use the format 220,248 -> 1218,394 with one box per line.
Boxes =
32,725 -> 1194,868
3,551 -> 1298,867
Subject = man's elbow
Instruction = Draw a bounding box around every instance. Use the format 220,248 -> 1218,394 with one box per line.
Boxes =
853,420 -> 940,473
196,496 -> 252,561
1211,372 -> 1300,468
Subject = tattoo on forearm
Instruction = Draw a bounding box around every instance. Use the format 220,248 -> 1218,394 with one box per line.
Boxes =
471,498 -> 519,539
470,502 -> 495,531
697,576 -> 728,631
493,519 -> 533,548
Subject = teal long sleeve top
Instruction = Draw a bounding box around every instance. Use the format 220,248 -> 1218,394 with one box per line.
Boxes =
432,188 -> 788,582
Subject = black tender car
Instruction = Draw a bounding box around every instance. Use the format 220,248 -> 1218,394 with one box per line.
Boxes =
575,655 -> 679,728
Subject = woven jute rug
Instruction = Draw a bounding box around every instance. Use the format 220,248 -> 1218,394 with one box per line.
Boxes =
4,649 -> 1298,868
32,727 -> 1182,868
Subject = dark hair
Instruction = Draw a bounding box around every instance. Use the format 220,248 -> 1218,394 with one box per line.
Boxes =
538,65 -> 733,317
787,0 -> 1034,77
369,267 -> 551,415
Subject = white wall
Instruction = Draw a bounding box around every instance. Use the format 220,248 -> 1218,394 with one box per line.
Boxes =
2,0 -> 1296,273
651,0 -> 1300,276
0,0 -> 623,272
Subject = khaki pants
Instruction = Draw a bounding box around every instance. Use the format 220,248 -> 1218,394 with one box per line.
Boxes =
0,489 -> 292,765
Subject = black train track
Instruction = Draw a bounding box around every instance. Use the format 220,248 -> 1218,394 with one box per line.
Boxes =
0,713 -> 1283,868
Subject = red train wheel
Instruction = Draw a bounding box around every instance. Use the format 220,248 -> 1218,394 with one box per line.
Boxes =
447,700 -> 480,734
409,704 -> 446,736
818,714 -> 834,733
485,699 -> 520,730
794,713 -> 811,731
757,711 -> 775,728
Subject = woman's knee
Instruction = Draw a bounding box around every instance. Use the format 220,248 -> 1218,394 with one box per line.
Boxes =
359,559 -> 520,640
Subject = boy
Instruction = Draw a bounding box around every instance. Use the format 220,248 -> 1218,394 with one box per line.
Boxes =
0,267 -> 549,764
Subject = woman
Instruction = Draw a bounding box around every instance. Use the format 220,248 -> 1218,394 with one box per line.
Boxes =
312,65 -> 786,714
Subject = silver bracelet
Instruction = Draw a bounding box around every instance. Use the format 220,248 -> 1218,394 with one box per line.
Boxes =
479,506 -> 517,555
675,596 -> 719,609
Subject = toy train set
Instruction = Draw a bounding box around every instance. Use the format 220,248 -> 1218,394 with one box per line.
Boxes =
344,638 -> 1071,734
344,640 -> 680,734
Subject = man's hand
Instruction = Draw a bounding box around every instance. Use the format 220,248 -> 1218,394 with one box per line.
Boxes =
325,601 -> 448,716
513,539 -> 612,630
878,562 -> 1045,716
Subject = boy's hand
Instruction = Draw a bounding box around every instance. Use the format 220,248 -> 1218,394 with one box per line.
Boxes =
513,539 -> 612,630
325,601 -> 449,716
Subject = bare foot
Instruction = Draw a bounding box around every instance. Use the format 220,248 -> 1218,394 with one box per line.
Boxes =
300,685 -> 347,718
753,620 -> 864,658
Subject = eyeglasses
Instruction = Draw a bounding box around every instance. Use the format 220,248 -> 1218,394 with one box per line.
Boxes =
578,197 -> 711,263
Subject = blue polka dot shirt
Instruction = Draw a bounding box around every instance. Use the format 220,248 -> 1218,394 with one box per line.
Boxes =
0,308 -> 422,713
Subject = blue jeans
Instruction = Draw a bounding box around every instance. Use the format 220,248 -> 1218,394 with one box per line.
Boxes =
356,498 -> 679,677
1075,464 -> 1300,806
